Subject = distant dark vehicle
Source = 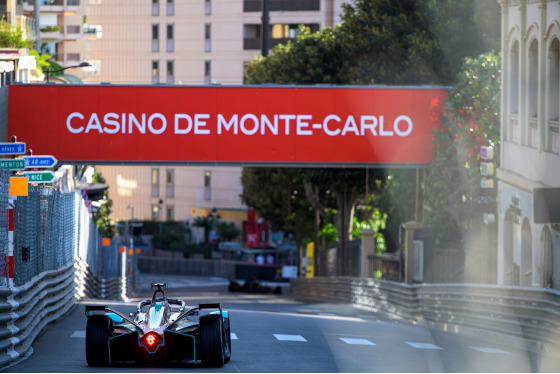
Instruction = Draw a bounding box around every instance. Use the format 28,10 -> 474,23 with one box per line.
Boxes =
85,283 -> 231,367
228,277 -> 282,294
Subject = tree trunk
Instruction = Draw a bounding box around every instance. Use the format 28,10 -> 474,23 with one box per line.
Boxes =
335,188 -> 358,276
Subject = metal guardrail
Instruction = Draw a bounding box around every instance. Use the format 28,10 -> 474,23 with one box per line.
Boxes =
291,277 -> 560,354
0,260 -> 137,368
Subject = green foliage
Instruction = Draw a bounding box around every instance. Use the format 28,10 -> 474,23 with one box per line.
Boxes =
425,51 -> 501,245
0,20 -> 28,48
92,171 -> 115,238
246,0 -> 500,86
242,0 -> 501,254
40,25 -> 61,32
319,223 -> 338,245
240,167 -> 314,244
351,210 -> 388,253
217,221 -> 240,242
152,230 -> 186,251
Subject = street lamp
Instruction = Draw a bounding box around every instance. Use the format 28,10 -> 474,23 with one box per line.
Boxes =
158,199 -> 163,234
45,61 -> 92,83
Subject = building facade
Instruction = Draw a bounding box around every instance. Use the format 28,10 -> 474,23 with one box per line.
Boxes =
497,0 -> 560,288
61,0 -> 347,84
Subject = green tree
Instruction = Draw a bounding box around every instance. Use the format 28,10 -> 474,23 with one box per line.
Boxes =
243,0 -> 501,263
240,168 -> 315,246
92,171 -> 115,238
217,221 -> 241,242
425,51 -> 501,245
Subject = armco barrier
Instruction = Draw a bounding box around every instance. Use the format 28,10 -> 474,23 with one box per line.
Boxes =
291,277 -> 560,355
0,260 -> 137,368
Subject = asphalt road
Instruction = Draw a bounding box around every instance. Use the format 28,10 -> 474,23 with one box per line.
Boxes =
4,273 -> 560,373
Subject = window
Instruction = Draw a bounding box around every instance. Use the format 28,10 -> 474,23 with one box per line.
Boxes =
167,60 -> 174,84
167,24 -> 174,52
166,206 -> 174,221
152,24 -> 159,52
205,0 -> 211,15
527,39 -> 538,148
548,38 -> 560,153
152,60 -> 159,84
167,0 -> 174,16
151,168 -> 160,197
204,171 -> 211,200
152,0 -> 159,16
205,60 -> 211,84
509,41 -> 519,143
205,24 -> 211,52
166,169 -> 174,197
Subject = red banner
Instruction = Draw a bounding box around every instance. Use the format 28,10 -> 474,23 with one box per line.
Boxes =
8,85 -> 447,165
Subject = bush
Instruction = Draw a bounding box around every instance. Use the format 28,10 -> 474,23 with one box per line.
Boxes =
0,20 -> 28,48
151,231 -> 186,251
184,242 -> 212,259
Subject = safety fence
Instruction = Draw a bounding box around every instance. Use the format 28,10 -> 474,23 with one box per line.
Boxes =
0,168 -> 138,368
291,277 -> 560,356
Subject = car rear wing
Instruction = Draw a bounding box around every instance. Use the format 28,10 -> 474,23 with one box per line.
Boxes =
85,305 -> 107,316
199,303 -> 222,315
85,305 -> 144,331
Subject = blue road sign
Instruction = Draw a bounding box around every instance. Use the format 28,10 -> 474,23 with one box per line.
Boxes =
0,143 -> 26,155
23,156 -> 58,168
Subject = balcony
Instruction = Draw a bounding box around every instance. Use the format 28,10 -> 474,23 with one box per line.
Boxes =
243,0 -> 320,12
40,25 -> 63,42
23,0 -> 80,14
243,37 -> 293,50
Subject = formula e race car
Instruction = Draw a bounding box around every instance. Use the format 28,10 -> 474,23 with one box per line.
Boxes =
84,283 -> 231,367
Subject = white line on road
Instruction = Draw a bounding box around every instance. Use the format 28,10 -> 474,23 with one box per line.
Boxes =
231,333 -> 238,340
274,334 -> 307,342
339,338 -> 376,346
71,331 -> 86,338
405,342 -> 443,350
470,346 -> 511,354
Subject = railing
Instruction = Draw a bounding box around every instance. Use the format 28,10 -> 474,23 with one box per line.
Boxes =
528,117 -> 538,148
291,277 -> 560,354
510,114 -> 519,143
549,120 -> 559,154
243,37 -> 293,50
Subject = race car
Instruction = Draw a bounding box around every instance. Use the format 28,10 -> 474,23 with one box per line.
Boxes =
84,282 -> 231,367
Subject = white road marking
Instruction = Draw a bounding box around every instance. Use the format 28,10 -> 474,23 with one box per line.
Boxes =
470,346 -> 511,354
274,334 -> 307,342
318,313 -> 336,316
339,338 -> 375,346
71,330 -> 86,338
406,342 -> 443,350
231,333 -> 238,340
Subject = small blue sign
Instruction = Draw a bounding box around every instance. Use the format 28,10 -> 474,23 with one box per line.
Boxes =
0,143 -> 26,155
23,155 -> 58,168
